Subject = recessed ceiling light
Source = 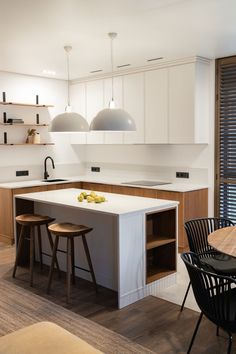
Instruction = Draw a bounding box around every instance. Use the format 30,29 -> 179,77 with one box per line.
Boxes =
147,57 -> 163,62
117,64 -> 131,68
90,69 -> 103,73
43,70 -> 56,75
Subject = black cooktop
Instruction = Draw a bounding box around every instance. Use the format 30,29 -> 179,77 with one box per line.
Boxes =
121,180 -> 171,187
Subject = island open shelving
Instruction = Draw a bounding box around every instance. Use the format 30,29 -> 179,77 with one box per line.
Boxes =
146,208 -> 176,284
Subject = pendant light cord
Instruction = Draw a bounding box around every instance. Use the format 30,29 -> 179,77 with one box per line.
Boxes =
110,34 -> 114,101
66,50 -> 70,107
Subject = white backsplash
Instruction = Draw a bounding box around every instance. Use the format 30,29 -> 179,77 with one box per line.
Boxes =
85,162 -> 208,185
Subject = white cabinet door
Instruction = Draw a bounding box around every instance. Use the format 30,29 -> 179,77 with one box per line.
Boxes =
123,73 -> 145,144
86,80 -> 104,144
168,61 -> 209,144
70,83 -> 87,144
145,69 -> 168,144
104,77 -> 124,144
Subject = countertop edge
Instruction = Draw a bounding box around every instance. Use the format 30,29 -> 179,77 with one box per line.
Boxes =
0,175 -> 208,193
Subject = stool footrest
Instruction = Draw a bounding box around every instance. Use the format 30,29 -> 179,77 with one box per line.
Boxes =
41,252 -> 53,258
74,265 -> 91,273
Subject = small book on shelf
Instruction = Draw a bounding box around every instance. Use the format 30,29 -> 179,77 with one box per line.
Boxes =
7,118 -> 24,124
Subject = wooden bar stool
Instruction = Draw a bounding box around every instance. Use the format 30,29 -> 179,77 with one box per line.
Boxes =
13,214 -> 60,287
47,222 -> 97,303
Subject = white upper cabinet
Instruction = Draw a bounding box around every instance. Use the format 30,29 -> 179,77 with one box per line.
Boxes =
86,80 -> 104,144
145,68 -> 168,144
69,57 -> 210,145
123,72 -> 145,144
104,77 -> 124,144
169,60 -> 209,144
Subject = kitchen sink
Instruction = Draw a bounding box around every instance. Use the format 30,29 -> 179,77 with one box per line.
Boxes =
42,178 -> 68,183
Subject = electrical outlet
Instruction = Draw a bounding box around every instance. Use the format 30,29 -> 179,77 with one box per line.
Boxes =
16,170 -> 29,177
91,166 -> 100,172
176,172 -> 189,178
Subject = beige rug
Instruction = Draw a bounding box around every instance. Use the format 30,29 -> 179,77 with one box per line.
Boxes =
0,279 -> 155,354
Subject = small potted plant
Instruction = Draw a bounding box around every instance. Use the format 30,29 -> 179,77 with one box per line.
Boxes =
26,129 -> 40,144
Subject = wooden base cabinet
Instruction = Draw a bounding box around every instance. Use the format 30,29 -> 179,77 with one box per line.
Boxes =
81,182 -> 208,252
0,182 -> 81,245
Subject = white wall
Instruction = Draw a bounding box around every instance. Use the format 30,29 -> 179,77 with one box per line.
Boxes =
0,71 -> 86,181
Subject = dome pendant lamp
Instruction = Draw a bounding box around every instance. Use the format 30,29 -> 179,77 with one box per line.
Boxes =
90,33 -> 136,131
50,46 -> 89,132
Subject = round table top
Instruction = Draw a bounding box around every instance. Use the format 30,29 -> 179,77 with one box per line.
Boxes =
208,226 -> 236,258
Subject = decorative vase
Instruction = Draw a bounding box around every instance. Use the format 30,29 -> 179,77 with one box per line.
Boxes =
32,133 -> 40,144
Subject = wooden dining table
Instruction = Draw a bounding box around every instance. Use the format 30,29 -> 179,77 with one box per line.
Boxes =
208,226 -> 236,257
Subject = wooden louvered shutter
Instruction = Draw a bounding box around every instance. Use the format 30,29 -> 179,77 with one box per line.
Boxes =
215,56 -> 236,221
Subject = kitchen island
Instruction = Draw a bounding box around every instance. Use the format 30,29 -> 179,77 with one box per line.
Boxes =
14,188 -> 178,308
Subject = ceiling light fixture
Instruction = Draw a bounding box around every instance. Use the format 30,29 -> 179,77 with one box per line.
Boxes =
43,69 -> 56,76
90,33 -> 136,131
117,64 -> 131,68
50,46 -> 89,132
147,57 -> 163,62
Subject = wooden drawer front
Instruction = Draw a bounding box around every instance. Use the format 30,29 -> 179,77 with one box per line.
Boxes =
0,188 -> 14,244
13,186 -> 45,195
47,182 -> 81,191
82,182 -> 113,193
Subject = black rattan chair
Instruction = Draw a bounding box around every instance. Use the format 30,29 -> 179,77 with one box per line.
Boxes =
181,217 -> 236,311
181,251 -> 236,354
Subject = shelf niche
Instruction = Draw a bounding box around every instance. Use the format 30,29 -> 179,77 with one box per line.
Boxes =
146,208 -> 176,283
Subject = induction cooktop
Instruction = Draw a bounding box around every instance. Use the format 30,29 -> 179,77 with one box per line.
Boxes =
121,180 -> 171,187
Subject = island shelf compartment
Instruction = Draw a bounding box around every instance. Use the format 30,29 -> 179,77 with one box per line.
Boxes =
146,208 -> 177,283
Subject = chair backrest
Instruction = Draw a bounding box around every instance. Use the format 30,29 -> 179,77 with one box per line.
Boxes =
181,252 -> 236,332
184,217 -> 234,255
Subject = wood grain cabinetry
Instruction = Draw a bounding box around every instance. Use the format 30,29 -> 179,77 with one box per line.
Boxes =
146,208 -> 176,283
0,182 -> 81,244
81,181 -> 208,252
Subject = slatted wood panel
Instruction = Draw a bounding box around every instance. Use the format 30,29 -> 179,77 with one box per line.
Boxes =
216,56 -> 236,222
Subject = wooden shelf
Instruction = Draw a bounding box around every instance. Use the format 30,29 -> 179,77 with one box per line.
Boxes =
147,266 -> 176,283
0,143 -> 54,146
146,235 -> 176,250
0,101 -> 54,108
0,123 -> 49,127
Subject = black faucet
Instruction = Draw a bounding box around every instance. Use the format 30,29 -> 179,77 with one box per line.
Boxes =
44,156 -> 55,180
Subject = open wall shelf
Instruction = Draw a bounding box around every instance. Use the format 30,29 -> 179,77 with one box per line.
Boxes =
0,123 -> 49,127
0,101 -> 54,108
0,143 -> 54,146
146,208 -> 176,283
0,93 -> 53,145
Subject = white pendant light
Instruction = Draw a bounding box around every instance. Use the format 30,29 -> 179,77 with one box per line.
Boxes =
90,33 -> 136,131
50,46 -> 89,132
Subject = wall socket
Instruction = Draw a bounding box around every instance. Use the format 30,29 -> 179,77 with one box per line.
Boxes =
91,166 -> 100,172
16,170 -> 29,177
176,171 -> 189,178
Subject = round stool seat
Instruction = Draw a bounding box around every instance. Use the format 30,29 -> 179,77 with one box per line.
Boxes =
16,214 -> 55,226
48,223 -> 93,237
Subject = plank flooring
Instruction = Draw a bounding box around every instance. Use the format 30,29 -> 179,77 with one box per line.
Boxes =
0,242 -> 235,353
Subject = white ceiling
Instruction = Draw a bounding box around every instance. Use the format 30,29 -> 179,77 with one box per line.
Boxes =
1,0 -> 236,80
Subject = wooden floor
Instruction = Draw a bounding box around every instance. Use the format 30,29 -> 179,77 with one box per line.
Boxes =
0,242 -> 235,354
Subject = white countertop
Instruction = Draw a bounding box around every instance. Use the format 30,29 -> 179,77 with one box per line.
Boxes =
14,188 -> 178,216
0,174 -> 208,192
